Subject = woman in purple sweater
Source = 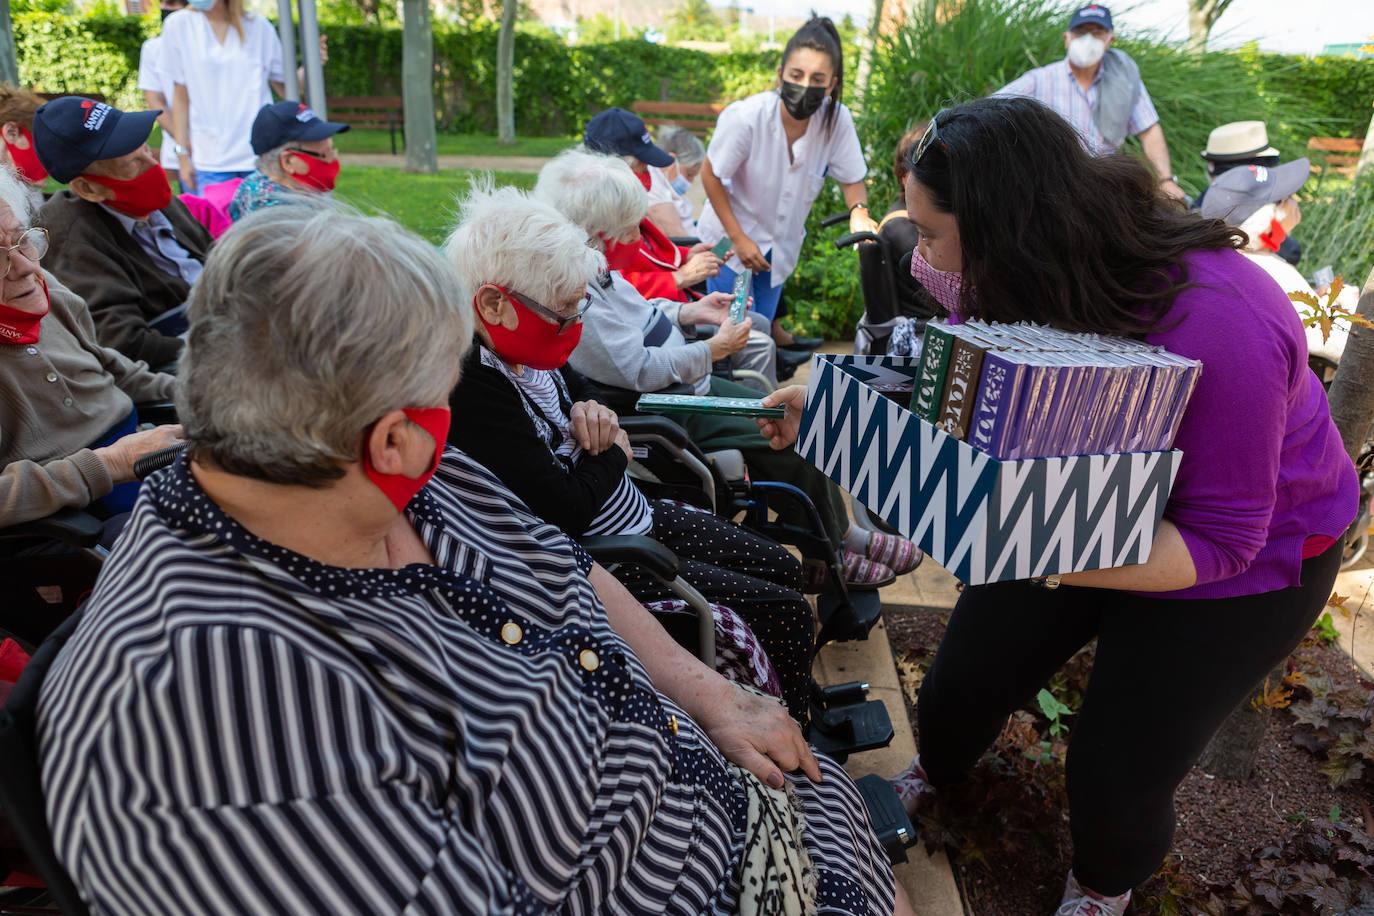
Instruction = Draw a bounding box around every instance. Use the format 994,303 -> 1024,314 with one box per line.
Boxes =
766,97 -> 1358,915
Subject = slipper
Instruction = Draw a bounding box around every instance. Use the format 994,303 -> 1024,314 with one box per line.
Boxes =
865,531 -> 924,575
890,756 -> 932,816
802,550 -> 896,592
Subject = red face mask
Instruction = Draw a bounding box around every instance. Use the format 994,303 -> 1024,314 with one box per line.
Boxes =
602,237 -> 641,273
84,164 -> 173,219
635,169 -> 652,192
287,149 -> 341,192
0,273 -> 50,346
4,126 -> 48,185
477,290 -> 584,371
362,406 -> 451,513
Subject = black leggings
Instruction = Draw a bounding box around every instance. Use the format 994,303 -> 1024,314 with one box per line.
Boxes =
611,500 -> 816,722
916,542 -> 1342,895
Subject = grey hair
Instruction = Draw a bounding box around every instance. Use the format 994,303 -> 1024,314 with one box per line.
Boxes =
254,141 -> 292,179
534,148 -> 646,243
0,164 -> 32,225
178,200 -> 472,486
444,177 -> 605,317
656,125 -> 705,169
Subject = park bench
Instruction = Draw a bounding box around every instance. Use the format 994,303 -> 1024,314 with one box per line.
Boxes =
1307,136 -> 1364,189
325,95 -> 405,154
631,101 -> 727,139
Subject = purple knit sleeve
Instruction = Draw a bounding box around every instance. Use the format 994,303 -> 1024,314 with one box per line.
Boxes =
1148,261 -> 1294,585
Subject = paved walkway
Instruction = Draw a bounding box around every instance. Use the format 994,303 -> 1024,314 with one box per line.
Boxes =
341,153 -> 552,172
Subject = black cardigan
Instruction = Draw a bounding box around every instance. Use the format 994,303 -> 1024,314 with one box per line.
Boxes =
448,346 -> 630,536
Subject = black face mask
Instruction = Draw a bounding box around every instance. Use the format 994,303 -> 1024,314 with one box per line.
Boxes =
160,6 -> 176,20
778,80 -> 828,121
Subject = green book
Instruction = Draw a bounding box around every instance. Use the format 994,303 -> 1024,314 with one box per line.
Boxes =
636,393 -> 785,418
910,322 -> 956,422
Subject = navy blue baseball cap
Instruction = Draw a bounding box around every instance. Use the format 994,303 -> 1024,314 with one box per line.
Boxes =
32,97 -> 161,184
1068,4 -> 1113,31
250,101 -> 350,155
583,108 -> 674,168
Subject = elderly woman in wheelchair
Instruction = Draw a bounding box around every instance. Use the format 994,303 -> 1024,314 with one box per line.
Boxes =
533,148 -> 924,590
33,201 -> 913,915
0,166 -> 181,543
443,180 -> 817,724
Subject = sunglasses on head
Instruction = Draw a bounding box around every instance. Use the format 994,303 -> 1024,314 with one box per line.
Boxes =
910,110 -> 949,171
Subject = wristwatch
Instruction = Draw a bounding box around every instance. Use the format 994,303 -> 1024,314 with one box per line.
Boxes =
1158,174 -> 1179,186
173,143 -> 190,157
1032,574 -> 1062,589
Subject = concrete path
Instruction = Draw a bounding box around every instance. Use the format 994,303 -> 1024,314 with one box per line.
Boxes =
340,153 -> 552,172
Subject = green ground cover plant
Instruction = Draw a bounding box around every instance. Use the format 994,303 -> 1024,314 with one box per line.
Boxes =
333,130 -> 574,158
333,167 -> 535,245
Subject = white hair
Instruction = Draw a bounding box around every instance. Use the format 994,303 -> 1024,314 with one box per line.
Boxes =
656,125 -> 705,169
178,199 -> 473,485
444,177 -> 605,316
533,148 -> 646,244
0,164 -> 32,226
254,141 -> 292,179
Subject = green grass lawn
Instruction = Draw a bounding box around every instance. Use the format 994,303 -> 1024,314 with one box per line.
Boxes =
334,167 -> 537,243
334,129 -> 577,159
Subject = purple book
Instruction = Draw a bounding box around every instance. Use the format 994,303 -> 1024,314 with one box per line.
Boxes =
969,351 -> 1030,458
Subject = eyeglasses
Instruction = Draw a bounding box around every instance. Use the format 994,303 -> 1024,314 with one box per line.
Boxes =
285,146 -> 333,162
2,228 -> 48,279
910,111 -> 947,171
491,283 -> 593,334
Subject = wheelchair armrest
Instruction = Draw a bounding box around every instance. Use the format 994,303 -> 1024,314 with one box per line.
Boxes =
133,443 -> 187,480
136,400 -> 178,425
619,415 -> 693,447
580,534 -> 680,581
669,236 -> 702,247
834,231 -> 880,249
598,381 -> 694,415
0,507 -> 104,547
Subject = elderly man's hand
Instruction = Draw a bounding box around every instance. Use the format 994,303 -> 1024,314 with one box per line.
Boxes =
94,424 -> 185,485
682,291 -> 732,327
569,400 -> 621,455
707,315 -> 750,361
674,251 -> 723,289
756,385 -> 805,449
1159,179 -> 1186,202
696,683 -> 822,788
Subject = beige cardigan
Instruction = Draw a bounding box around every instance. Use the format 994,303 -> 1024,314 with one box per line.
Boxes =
0,271 -> 176,527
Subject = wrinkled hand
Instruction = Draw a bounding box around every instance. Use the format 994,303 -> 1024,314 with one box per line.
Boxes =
1159,179 -> 1186,202
569,400 -> 621,455
733,235 -> 769,273
94,424 -> 185,485
708,314 -> 750,361
849,207 -> 879,235
683,291 -> 733,327
756,385 -> 805,450
674,251 -> 723,289
687,241 -> 713,258
613,428 -> 632,461
697,683 -> 822,788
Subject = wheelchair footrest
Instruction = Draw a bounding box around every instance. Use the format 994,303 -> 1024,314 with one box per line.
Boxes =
815,589 -> 884,645
807,698 -> 894,763
853,773 -> 917,865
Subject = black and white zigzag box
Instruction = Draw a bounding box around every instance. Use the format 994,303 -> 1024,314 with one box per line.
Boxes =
797,355 -> 1183,585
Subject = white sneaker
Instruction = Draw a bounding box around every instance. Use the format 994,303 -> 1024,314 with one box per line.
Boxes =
1056,871 -> 1131,916
889,755 -> 933,816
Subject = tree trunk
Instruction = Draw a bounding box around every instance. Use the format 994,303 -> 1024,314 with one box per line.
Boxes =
401,0 -> 438,174
0,0 -> 20,87
1185,0 -> 1234,54
1357,109 -> 1374,181
496,0 -> 517,146
854,0 -> 884,99
1198,665 -> 1285,781
1327,267 -> 1374,462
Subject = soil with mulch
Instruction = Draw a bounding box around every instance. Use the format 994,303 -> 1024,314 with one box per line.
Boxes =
884,608 -> 1372,916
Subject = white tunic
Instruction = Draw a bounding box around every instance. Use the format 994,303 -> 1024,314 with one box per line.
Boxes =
696,90 -> 866,287
136,35 -> 179,169
646,164 -> 697,235
159,9 -> 285,173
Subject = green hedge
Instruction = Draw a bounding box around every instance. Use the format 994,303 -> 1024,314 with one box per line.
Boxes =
15,12 -> 155,111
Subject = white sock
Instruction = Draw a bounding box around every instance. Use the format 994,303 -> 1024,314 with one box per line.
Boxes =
841,526 -> 872,554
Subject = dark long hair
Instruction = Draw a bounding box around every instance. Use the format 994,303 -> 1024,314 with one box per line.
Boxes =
909,97 -> 1245,335
781,16 -> 844,136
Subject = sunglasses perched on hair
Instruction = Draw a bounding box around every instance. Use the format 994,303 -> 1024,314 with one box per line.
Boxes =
909,111 -> 949,171
492,283 -> 593,334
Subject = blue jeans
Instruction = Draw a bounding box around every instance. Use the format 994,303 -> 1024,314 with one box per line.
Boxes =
707,249 -> 783,325
193,169 -> 251,192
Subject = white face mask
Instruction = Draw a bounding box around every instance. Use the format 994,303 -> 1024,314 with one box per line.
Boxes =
1067,33 -> 1107,68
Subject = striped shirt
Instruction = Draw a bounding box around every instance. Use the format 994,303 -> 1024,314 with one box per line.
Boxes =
36,449 -> 893,914
996,58 -> 1159,155
482,348 -> 654,537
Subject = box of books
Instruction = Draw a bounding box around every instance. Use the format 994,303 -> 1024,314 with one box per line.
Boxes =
796,323 -> 1198,585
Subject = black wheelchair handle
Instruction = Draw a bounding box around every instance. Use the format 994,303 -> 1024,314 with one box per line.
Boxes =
834,231 -> 880,250
819,212 -> 851,228
134,443 -> 188,480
